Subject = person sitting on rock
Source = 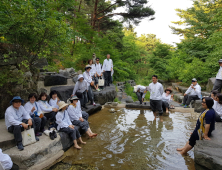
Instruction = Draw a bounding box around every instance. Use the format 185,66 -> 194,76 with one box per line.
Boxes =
0,148 -> 19,170
56,101 -> 86,150
211,90 -> 218,100
180,78 -> 202,108
136,85 -> 149,105
213,93 -> 222,122
49,90 -> 60,109
83,65 -> 96,106
94,58 -> 103,89
102,54 -> 113,86
212,59 -> 222,93
67,96 -> 97,138
5,96 -> 39,151
38,92 -> 58,129
162,88 -> 173,114
72,74 -> 88,109
24,93 -> 47,135
88,59 -> 100,91
177,97 -> 215,155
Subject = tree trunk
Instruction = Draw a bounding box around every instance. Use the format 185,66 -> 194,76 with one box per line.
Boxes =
92,0 -> 98,29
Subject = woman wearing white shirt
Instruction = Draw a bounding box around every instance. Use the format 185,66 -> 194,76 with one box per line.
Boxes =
56,101 -> 86,150
213,93 -> 222,122
88,59 -> 100,91
49,90 -> 60,109
38,92 -> 58,127
24,93 -> 47,135
162,88 -> 173,114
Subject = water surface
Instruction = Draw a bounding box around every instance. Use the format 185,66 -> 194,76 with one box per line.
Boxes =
50,108 -> 197,170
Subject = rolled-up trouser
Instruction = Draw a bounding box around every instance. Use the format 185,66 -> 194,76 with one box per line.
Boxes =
44,111 -> 56,123
215,111 -> 222,122
8,119 -> 36,144
82,111 -> 89,121
105,71 -> 111,86
212,79 -> 222,93
92,75 -> 98,85
162,101 -> 170,110
136,92 -> 143,104
59,127 -> 81,141
32,116 -> 47,132
72,119 -> 89,133
76,91 -> 88,107
183,94 -> 199,105
150,100 -> 163,116
87,86 -> 94,103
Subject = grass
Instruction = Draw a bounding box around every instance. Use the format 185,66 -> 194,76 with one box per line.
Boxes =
114,97 -> 121,103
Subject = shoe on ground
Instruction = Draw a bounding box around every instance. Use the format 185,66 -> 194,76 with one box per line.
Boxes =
184,105 -> 189,108
17,142 -> 24,151
35,132 -> 42,136
180,104 -> 185,106
49,132 -> 54,140
53,130 -> 57,138
35,137 -> 39,141
93,102 -> 96,106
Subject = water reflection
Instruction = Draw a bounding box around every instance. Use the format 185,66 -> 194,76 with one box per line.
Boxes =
50,108 -> 196,170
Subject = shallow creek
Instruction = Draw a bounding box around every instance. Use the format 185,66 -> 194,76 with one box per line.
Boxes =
50,108 -> 198,170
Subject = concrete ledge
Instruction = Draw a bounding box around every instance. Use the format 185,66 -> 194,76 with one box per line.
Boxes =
126,102 -> 151,109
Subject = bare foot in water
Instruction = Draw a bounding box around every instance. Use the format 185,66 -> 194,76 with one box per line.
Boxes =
74,145 -> 81,149
81,141 -> 86,145
92,133 -> 97,136
160,119 -> 163,122
176,148 -> 184,151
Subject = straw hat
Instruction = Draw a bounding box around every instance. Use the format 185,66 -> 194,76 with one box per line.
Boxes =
165,88 -> 172,93
85,65 -> 92,70
58,101 -> 68,110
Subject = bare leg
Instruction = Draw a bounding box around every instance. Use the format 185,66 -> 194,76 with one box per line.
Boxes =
166,108 -> 169,114
78,137 -> 86,144
180,143 -> 193,155
177,141 -> 189,151
73,140 -> 81,149
153,112 -> 157,121
88,128 -> 97,136
160,116 -> 163,122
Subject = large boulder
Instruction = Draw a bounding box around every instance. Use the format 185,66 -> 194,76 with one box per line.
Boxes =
44,74 -> 67,86
194,100 -> 204,113
206,77 -> 216,92
50,86 -> 74,102
194,123 -> 222,170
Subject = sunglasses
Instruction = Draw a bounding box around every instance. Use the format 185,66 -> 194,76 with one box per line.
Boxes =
202,101 -> 206,104
192,81 -> 196,82
96,60 -> 99,61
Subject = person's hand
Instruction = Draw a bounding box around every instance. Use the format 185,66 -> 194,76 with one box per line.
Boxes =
79,118 -> 84,122
31,107 -> 35,113
22,123 -> 28,129
203,134 -> 211,140
69,125 -> 74,129
184,93 -> 187,96
39,114 -> 44,118
28,119 -> 32,126
191,86 -> 194,89
111,68 -> 113,71
171,94 -> 174,98
71,94 -> 74,97
90,81 -> 94,86
52,108 -> 58,112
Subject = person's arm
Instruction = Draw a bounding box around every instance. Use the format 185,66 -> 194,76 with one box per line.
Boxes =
56,113 -> 67,128
39,102 -> 53,112
160,84 -> 164,95
21,106 -> 31,120
142,93 -> 146,99
24,103 -> 33,116
203,124 -> 211,140
83,72 -> 92,84
102,60 -> 106,72
111,59 -> 113,71
5,111 -> 23,126
204,110 -> 214,140
136,86 -> 140,92
72,82 -> 78,95
67,105 -> 79,121
194,85 -> 201,96
185,86 -> 191,95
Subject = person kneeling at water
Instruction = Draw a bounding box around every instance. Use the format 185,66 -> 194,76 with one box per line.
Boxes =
56,101 -> 86,149
162,88 -> 173,114
5,96 -> 39,151
67,96 -> 97,138
177,97 -> 215,155
180,78 -> 201,108
136,85 -> 149,105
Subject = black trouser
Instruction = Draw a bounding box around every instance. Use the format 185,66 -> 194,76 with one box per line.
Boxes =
32,116 -> 47,133
183,95 -> 199,105
215,112 -> 222,122
105,71 -> 111,86
212,79 -> 222,93
11,163 -> 19,170
8,119 -> 36,144
87,86 -> 94,103
76,91 -> 88,107
150,100 -> 163,116
72,120 -> 89,133
136,92 -> 143,104
162,101 -> 170,110
59,127 -> 81,141
82,111 -> 89,121
44,111 -> 56,123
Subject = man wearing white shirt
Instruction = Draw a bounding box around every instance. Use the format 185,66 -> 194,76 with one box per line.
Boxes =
136,85 -> 149,104
212,59 -> 222,93
103,54 -> 113,86
148,75 -> 164,122
181,78 -> 202,108
5,96 -> 38,151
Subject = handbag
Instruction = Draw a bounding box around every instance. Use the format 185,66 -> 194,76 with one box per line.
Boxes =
98,77 -> 104,86
22,126 -> 36,146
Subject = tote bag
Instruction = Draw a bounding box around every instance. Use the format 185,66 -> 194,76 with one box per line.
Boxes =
22,127 -> 36,146
98,78 -> 105,86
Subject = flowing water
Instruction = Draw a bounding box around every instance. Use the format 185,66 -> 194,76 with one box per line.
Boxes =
50,108 -> 198,170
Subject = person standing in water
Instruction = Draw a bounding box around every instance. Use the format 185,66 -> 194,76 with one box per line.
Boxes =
148,75 -> 164,122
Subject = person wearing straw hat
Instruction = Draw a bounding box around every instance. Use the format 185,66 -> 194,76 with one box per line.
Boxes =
212,59 -> 222,93
83,65 -> 96,106
136,85 -> 149,105
56,101 -> 86,150
180,78 -> 202,108
162,88 -> 173,114
5,96 -> 39,151
67,96 -> 97,138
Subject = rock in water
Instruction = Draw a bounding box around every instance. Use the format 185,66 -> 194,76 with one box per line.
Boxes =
109,108 -> 116,113
44,74 -> 67,86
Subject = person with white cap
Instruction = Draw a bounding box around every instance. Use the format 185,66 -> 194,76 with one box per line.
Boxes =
136,85 -> 149,104
212,59 -> 222,93
67,96 -> 97,138
56,101 -> 86,150
180,78 -> 202,108
83,65 -> 96,106
102,54 -> 113,86
72,74 -> 88,109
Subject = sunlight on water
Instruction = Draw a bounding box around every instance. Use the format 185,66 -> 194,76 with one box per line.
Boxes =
50,108 -> 197,170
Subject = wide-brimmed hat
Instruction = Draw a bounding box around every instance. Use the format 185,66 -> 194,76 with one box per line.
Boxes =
58,101 -> 68,110
10,96 -> 24,105
165,88 -> 172,93
192,78 -> 197,82
78,74 -> 84,80
85,65 -> 92,70
218,59 -> 222,63
69,96 -> 79,101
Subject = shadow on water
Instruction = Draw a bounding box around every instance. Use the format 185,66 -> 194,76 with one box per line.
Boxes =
49,108 -> 196,170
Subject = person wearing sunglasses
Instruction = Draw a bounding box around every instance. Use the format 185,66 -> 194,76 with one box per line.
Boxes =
177,97 -> 215,155
180,78 -> 202,108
